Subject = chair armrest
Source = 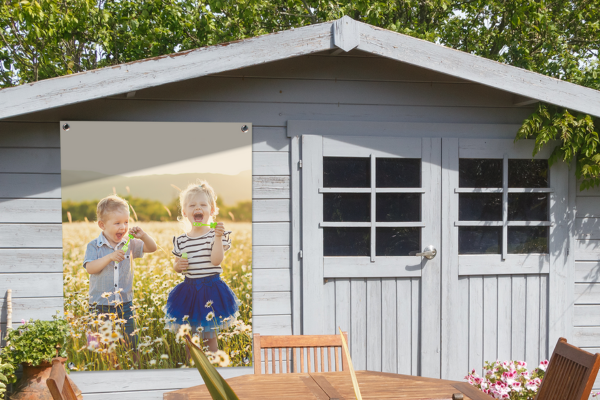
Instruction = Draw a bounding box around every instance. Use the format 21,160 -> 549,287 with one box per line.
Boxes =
452,382 -> 495,400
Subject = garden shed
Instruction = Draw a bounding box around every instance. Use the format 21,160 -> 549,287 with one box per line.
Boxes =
1,16 -> 600,398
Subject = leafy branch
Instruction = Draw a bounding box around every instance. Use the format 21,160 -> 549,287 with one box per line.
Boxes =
516,103 -> 600,191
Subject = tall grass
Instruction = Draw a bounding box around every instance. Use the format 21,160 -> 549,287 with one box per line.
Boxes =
62,222 -> 252,370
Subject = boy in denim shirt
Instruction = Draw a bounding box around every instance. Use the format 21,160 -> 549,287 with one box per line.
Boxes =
84,195 -> 157,349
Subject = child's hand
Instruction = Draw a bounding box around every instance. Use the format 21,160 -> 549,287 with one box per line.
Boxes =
109,250 -> 126,263
129,226 -> 145,239
214,222 -> 225,237
174,256 -> 188,273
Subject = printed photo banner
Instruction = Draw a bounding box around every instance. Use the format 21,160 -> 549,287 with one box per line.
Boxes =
60,121 -> 252,371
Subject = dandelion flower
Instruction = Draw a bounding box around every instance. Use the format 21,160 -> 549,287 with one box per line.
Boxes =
206,312 -> 215,321
205,300 -> 213,308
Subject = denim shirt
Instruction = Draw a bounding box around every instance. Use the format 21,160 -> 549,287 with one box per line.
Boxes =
83,233 -> 144,306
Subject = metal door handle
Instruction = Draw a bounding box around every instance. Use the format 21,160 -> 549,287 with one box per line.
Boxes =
409,245 -> 437,260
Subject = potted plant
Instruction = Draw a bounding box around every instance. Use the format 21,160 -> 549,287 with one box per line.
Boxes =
0,315 -> 82,400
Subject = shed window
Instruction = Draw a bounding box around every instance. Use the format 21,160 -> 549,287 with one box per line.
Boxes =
458,158 -> 550,255
322,156 -> 422,257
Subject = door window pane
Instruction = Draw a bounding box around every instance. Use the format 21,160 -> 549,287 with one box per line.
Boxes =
324,228 -> 370,256
459,227 -> 501,254
508,194 -> 548,221
376,227 -> 420,256
459,159 -> 502,188
324,157 -> 370,188
323,193 -> 370,222
508,227 -> 548,253
376,194 -> 421,222
376,158 -> 421,188
459,194 -> 502,221
509,160 -> 548,188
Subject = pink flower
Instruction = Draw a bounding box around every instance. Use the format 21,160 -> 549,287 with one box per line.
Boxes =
517,360 -> 527,368
539,360 -> 549,371
21,319 -> 26,324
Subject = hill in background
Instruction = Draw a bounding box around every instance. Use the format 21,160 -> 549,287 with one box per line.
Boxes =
62,171 -> 252,205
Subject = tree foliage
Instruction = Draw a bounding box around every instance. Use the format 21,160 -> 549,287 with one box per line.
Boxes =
1,0 -> 599,186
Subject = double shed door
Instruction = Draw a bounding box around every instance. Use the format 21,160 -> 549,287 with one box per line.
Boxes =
301,135 -> 568,380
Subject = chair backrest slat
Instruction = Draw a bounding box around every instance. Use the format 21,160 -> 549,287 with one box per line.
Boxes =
534,337 -> 600,400
252,333 -> 349,375
46,358 -> 78,400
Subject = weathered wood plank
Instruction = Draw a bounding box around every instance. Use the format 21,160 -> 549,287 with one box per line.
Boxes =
458,255 -> 549,275
0,249 -> 62,273
253,199 -> 290,222
497,276 -> 512,361
511,276 -> 526,361
575,218 -> 600,239
482,276 -> 498,365
253,314 -> 292,335
410,278 -> 420,376
525,275 -> 540,368
252,127 -> 289,152
0,273 -> 63,298
396,279 -> 411,375
0,173 -> 61,199
252,246 -> 290,269
323,278 -> 336,335
577,197 -> 600,218
253,223 -> 289,246
0,297 -> 63,323
575,262 -> 600,283
573,327 -> 600,348
539,275 -> 548,360
575,283 -> 600,304
253,176 -> 289,199
290,134 -> 301,335
252,269 -> 290,292
0,199 -> 61,223
253,152 -> 289,176
0,148 -> 60,173
366,278 -> 382,371
574,305 -> 600,326
576,240 -> 600,261
0,123 -> 59,147
334,278 -> 351,343
253,292 -> 291,315
350,279 -> 367,371
381,278 -> 396,373
468,277 -> 483,374
358,22 -> 600,116
0,224 -> 62,248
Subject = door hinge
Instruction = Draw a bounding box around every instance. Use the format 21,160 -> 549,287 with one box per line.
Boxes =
299,250 -> 303,259
298,160 -> 303,168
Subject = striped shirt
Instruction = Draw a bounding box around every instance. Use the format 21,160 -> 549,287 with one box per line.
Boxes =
172,230 -> 232,278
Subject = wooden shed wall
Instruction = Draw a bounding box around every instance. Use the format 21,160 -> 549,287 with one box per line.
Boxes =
2,50 -> 598,396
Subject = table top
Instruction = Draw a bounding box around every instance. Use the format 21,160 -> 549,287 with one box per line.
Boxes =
163,370 -> 473,400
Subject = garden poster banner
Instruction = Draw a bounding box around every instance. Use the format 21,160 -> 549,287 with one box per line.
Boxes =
60,122 -> 252,371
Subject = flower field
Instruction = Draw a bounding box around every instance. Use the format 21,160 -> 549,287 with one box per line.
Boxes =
62,221 -> 252,370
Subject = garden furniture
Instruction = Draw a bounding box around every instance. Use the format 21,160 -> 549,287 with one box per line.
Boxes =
46,357 -> 80,400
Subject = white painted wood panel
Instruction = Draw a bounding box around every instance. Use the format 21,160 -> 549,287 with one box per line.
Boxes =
381,278 -> 397,373
0,224 -> 62,247
252,127 -> 289,152
396,279 -> 412,375
511,276 -> 526,361
574,305 -> 600,326
575,283 -> 600,304
252,246 -> 289,269
290,134 -> 301,334
0,173 -> 61,199
350,279 -> 367,370
253,151 -> 289,176
323,135 -> 421,158
525,275 -> 540,367
253,176 -> 289,199
252,315 -> 292,335
253,223 -> 289,246
575,240 -> 600,261
497,276 -> 512,361
0,273 -> 62,297
459,255 -> 549,275
0,123 -> 59,147
575,218 -> 600,239
0,297 -> 63,323
0,199 -> 61,223
252,269 -> 290,292
575,262 -> 600,283
0,148 -> 60,173
573,327 -> 600,347
482,276 -> 498,364
252,199 -> 290,222
252,292 -> 291,315
576,183 -> 600,197
366,279 -> 382,371
459,139 -> 555,159
468,277 -> 484,373
0,249 -> 62,273
411,278 -> 420,375
576,197 -> 600,218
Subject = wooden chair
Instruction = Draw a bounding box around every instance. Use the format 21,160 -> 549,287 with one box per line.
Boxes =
453,337 -> 600,400
253,332 -> 349,374
46,358 -> 78,400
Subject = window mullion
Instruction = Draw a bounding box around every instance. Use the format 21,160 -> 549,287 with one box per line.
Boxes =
502,154 -> 508,260
371,154 -> 376,263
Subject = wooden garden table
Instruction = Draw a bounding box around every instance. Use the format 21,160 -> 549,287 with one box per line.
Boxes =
163,370 -> 473,400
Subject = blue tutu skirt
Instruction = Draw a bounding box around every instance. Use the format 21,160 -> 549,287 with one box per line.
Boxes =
164,274 -> 240,338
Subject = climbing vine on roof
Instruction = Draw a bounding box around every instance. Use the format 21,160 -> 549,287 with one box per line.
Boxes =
516,103 -> 600,191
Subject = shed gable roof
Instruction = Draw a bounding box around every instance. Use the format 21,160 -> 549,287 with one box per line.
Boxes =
2,16 -> 600,120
